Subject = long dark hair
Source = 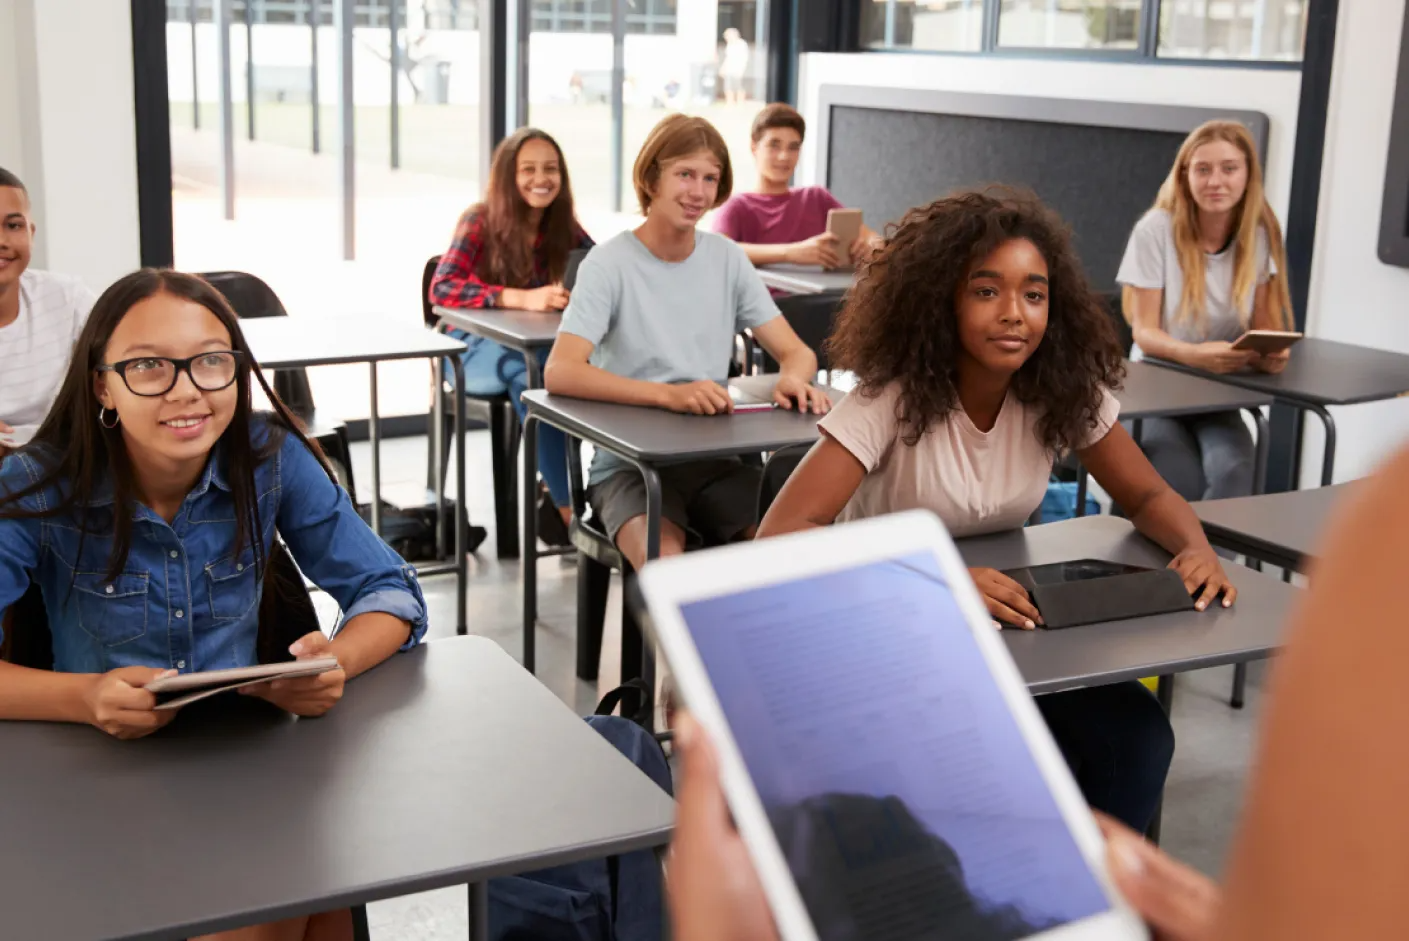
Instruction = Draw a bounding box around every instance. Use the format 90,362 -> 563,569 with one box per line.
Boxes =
0,269 -> 332,583
829,188 -> 1125,455
474,127 -> 581,286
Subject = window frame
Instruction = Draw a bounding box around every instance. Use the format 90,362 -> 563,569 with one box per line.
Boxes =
855,0 -> 1306,68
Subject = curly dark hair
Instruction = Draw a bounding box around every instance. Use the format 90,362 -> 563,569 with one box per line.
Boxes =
827,188 -> 1125,454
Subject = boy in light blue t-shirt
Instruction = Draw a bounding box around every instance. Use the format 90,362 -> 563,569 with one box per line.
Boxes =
547,114 -> 829,573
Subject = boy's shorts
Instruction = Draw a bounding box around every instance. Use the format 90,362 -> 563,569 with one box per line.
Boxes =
587,458 -> 762,549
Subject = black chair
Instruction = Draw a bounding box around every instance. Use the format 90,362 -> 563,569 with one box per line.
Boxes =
422,256 -> 523,559
756,442 -> 812,522
564,430 -> 645,686
755,292 -> 845,376
199,271 -> 358,503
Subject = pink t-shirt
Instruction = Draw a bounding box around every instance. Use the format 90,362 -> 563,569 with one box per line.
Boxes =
818,382 -> 1120,538
712,186 -> 844,245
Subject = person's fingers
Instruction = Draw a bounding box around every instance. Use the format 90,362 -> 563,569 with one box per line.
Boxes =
0,420 -> 12,433
810,387 -> 832,414
772,386 -> 794,410
1193,574 -> 1219,612
697,394 -> 717,416
1105,826 -> 1221,941
289,630 -> 332,659
707,384 -> 734,413
985,596 -> 1036,630
1168,558 -> 1202,596
1220,578 -> 1237,607
674,714 -> 731,843
980,572 -> 1042,625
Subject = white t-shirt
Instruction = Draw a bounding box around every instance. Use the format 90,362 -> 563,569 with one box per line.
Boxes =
0,269 -> 96,445
1116,208 -> 1273,356
818,382 -> 1120,539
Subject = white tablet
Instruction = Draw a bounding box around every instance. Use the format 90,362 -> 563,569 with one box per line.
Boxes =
637,510 -> 1147,941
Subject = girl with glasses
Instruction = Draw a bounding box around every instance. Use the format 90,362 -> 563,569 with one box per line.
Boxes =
0,269 -> 426,941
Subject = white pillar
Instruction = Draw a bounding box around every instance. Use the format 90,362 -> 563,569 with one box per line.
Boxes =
0,0 -> 141,288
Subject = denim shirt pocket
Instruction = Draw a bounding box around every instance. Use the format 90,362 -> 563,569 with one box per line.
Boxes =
73,572 -> 150,648
206,547 -> 259,621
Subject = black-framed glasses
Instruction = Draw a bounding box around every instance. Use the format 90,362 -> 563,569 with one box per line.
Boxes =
97,351 -> 244,397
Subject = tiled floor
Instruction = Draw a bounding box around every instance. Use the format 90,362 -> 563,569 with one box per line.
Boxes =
347,430 -> 1271,940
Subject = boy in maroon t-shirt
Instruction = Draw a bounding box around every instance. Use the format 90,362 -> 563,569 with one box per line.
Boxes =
711,103 -> 879,271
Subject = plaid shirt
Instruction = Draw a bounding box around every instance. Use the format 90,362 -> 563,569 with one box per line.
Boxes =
429,209 -> 594,310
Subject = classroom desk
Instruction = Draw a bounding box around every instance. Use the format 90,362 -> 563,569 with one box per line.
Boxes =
956,515 -> 1297,696
755,264 -> 856,296
0,636 -> 675,941
1193,483 -> 1356,573
520,383 -> 832,675
1148,338 -> 1409,486
432,306 -> 561,388
241,317 -> 470,635
1072,361 -> 1274,513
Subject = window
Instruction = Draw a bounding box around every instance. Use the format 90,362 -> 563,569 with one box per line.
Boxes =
860,1 -> 984,52
861,0 -> 1306,62
997,0 -> 1141,50
1158,0 -> 1307,61
166,2 -> 474,30
530,0 -> 679,36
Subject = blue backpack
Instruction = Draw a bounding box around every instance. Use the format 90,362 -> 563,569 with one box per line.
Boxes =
488,695 -> 670,941
1038,479 -> 1100,523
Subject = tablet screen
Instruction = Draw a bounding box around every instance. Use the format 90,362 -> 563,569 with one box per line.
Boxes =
679,552 -> 1110,941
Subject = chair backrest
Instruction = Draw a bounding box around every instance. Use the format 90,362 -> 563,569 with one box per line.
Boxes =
1,540 -> 321,671
564,248 -> 591,291
422,255 -> 441,329
198,270 -> 316,416
756,442 -> 812,522
1099,290 -> 1134,357
762,293 -> 845,373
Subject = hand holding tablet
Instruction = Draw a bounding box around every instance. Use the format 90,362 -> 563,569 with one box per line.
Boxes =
146,656 -> 341,710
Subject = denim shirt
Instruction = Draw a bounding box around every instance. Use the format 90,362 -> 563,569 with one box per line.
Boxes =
0,423 -> 428,674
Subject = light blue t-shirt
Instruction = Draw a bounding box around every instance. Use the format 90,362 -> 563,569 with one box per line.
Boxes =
560,229 -> 780,484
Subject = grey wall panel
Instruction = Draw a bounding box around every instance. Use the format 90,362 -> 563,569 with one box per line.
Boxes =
816,86 -> 1270,291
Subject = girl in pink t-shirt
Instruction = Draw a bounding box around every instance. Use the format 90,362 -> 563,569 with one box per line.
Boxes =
759,189 -> 1234,833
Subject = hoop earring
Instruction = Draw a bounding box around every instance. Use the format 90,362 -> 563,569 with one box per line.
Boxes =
98,407 -> 120,430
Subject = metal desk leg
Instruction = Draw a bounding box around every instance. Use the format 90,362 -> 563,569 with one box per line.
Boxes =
369,361 -> 382,536
1074,466 -> 1089,517
522,413 -> 541,672
468,881 -> 488,941
454,358 -> 467,637
524,347 -> 544,389
640,464 -> 663,701
1230,408 -> 1269,710
1248,407 -> 1270,496
1146,673 -> 1176,846
1309,402 -> 1337,487
433,356 -> 446,559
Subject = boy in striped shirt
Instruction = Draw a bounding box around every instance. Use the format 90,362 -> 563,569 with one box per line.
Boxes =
0,168 -> 96,459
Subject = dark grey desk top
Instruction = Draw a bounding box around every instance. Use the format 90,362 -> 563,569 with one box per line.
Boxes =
241,317 -> 466,369
433,305 -> 562,352
522,386 -> 830,462
956,516 -> 1298,694
1149,338 -> 1409,407
0,637 -> 674,941
1119,360 -> 1272,418
1193,483 -> 1357,572
756,264 -> 856,296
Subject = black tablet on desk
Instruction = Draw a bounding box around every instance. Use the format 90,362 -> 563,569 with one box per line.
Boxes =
1003,559 -> 1195,629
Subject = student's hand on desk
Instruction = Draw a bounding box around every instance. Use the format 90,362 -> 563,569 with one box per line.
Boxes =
512,284 -> 571,312
240,631 -> 346,717
771,375 -> 831,414
1168,547 -> 1236,611
670,714 -> 780,941
1095,813 -> 1220,941
785,233 -> 842,270
1192,342 -> 1257,375
1251,348 -> 1290,374
83,666 -> 179,740
662,380 -> 733,416
969,567 -> 1042,630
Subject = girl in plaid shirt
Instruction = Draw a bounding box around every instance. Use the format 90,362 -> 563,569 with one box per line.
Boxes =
430,128 -> 593,543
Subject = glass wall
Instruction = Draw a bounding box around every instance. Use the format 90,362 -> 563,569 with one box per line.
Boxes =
1159,0 -> 1308,61
165,0 -> 482,424
998,0 -> 1142,50
861,0 -> 1307,61
859,1 -> 984,53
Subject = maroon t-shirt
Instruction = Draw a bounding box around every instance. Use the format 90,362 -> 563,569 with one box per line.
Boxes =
711,185 -> 844,245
